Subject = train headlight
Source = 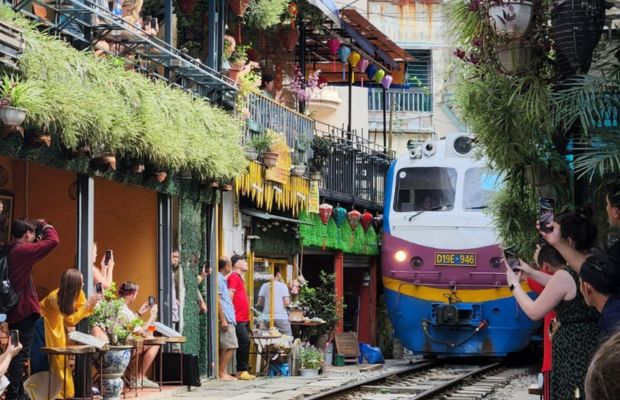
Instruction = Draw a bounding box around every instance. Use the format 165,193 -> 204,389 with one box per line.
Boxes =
394,250 -> 407,262
411,256 -> 424,268
490,257 -> 502,268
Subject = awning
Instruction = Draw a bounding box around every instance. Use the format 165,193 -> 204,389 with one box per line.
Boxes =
308,0 -> 342,28
241,209 -> 314,226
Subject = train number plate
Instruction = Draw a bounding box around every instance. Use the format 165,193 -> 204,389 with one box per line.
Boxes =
434,252 -> 477,267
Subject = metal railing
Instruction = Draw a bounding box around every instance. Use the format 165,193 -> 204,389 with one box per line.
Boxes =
368,87 -> 433,113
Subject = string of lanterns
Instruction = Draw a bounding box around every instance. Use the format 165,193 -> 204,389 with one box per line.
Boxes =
325,38 -> 394,89
318,203 -> 383,232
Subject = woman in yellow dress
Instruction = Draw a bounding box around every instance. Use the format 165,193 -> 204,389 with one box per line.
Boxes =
39,269 -> 101,398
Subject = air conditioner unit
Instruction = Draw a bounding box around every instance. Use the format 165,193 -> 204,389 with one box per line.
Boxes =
445,134 -> 475,157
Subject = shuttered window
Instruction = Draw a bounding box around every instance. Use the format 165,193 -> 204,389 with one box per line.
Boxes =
406,49 -> 432,92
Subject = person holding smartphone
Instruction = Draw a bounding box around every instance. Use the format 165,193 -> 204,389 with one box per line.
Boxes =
0,314 -> 22,396
92,243 -> 114,290
37,269 -> 101,398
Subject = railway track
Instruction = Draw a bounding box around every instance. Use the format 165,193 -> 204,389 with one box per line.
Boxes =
319,362 -> 532,400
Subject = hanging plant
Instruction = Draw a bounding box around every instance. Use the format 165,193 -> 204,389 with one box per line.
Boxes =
488,0 -> 536,38
246,0 -> 289,29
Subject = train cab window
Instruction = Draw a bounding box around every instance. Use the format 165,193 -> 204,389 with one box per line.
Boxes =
394,167 -> 457,212
463,168 -> 503,211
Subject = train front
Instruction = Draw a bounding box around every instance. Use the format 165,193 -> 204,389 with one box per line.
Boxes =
381,135 -> 540,357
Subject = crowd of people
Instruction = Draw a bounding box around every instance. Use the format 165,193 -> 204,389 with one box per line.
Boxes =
505,180 -> 620,400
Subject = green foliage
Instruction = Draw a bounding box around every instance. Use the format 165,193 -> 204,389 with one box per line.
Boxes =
0,6 -> 247,181
298,271 -> 344,337
229,43 -> 251,65
245,0 -> 288,29
299,346 -> 322,369
310,136 -> 331,172
246,132 -> 274,153
89,286 -> 143,345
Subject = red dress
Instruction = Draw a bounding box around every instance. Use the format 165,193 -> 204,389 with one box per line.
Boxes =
528,274 -> 555,400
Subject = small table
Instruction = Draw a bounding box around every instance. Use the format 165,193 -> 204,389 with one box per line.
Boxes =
41,345 -> 97,400
162,336 -> 187,387
290,321 -> 325,342
249,335 -> 283,377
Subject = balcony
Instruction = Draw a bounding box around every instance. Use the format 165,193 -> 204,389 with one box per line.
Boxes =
368,88 -> 432,113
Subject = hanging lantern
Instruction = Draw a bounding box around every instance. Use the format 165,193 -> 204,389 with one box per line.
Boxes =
366,64 -> 378,81
360,211 -> 373,232
337,45 -> 352,81
333,206 -> 347,227
374,69 -> 385,84
357,58 -> 369,87
347,209 -> 361,230
381,75 -> 393,90
327,38 -> 341,72
319,203 -> 333,225
348,51 -> 361,83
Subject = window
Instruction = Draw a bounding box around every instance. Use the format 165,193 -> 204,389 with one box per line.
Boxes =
406,49 -> 432,92
463,168 -> 503,211
394,167 -> 456,212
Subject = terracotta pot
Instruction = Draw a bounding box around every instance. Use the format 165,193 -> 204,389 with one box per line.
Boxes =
281,27 -> 300,52
91,154 -> 117,171
210,181 -> 220,189
262,151 -> 279,168
152,171 -> 167,183
33,3 -> 48,18
218,183 -> 233,191
0,124 -> 23,139
489,0 -> 535,38
24,130 -> 52,148
131,164 -> 145,173
228,0 -> 249,17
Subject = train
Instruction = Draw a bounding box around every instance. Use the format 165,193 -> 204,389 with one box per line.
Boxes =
381,134 -> 540,356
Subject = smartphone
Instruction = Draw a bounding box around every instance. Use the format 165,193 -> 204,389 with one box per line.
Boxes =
539,197 -> 555,233
95,282 -> 103,294
148,296 -> 155,307
104,249 -> 113,266
9,330 -> 18,346
150,17 -> 158,30
504,249 -> 521,271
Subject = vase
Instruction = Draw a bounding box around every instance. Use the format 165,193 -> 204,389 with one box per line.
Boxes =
489,0 -> 536,38
496,39 -> 534,73
99,347 -> 132,400
0,106 -> 26,126
299,368 -> 319,377
262,151 -> 279,168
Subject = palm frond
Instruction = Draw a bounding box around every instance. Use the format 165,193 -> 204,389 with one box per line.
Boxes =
574,130 -> 620,180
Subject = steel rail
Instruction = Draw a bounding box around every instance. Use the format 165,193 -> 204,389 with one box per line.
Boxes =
414,362 -> 501,399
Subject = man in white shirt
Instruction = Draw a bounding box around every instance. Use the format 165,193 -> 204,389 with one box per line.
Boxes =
257,272 -> 292,336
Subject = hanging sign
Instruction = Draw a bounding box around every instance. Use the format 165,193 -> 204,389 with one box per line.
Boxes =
308,180 -> 320,213
265,133 -> 292,184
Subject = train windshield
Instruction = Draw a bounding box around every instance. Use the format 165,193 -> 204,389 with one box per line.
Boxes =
463,168 -> 503,211
394,167 -> 457,212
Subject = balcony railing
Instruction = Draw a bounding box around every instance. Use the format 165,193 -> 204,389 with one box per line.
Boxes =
315,122 -> 394,210
368,88 -> 432,113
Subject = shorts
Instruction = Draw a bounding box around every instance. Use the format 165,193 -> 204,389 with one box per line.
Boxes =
219,324 -> 239,350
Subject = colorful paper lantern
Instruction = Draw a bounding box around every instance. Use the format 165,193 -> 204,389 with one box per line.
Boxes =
327,38 -> 341,72
360,211 -> 373,232
348,51 -> 361,67
357,58 -> 369,87
319,203 -> 333,225
337,45 -> 352,80
347,210 -> 361,230
381,75 -> 393,90
374,69 -> 385,84
366,64 -> 378,81
333,206 -> 347,228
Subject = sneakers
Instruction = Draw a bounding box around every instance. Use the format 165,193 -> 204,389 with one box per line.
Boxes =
141,378 -> 160,389
237,371 -> 256,380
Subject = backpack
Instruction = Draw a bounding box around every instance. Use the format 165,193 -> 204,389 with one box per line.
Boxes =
0,248 -> 19,313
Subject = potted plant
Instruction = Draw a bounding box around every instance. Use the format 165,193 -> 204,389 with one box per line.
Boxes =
227,44 -> 251,82
488,0 -> 536,37
0,74 -> 28,128
299,346 -> 323,376
91,151 -> 117,171
291,136 -> 311,176
309,136 -> 331,180
496,38 -> 535,73
245,0 -> 289,29
90,286 -> 142,399
245,133 -> 271,161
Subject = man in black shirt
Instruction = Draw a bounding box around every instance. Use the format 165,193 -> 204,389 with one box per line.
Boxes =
580,254 -> 620,336
541,179 -> 620,272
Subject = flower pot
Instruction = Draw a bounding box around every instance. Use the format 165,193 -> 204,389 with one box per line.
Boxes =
152,171 -> 167,183
489,0 -> 536,38
496,40 -> 534,73
299,368 -> 319,377
262,151 -> 279,168
218,183 -> 233,191
0,124 -> 23,139
24,130 -> 52,148
99,346 -> 132,400
280,27 -> 300,52
91,153 -> 117,171
131,164 -> 145,173
0,106 -> 27,126
245,148 -> 259,161
310,171 -> 322,181
291,165 -> 307,176
228,0 -> 249,16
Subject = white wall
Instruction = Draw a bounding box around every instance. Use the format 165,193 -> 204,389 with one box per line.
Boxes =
309,86 -> 370,138
221,191 -> 245,257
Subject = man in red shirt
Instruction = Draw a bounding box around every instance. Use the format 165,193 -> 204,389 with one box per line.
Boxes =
227,254 -> 256,380
6,219 -> 59,400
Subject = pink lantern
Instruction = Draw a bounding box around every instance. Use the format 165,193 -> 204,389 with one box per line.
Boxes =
357,58 -> 370,87
319,203 -> 333,225
327,38 -> 341,72
347,209 -> 361,231
381,74 -> 393,90
360,211 -> 373,232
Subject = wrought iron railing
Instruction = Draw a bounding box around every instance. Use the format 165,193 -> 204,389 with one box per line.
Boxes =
368,87 -> 433,113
